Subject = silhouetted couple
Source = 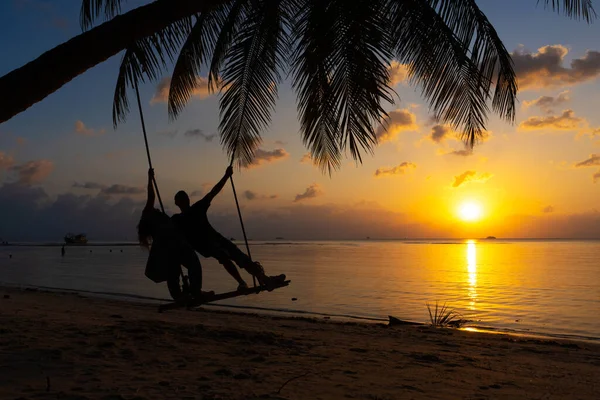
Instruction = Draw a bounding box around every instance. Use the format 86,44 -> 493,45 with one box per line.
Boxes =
137,167 -> 285,302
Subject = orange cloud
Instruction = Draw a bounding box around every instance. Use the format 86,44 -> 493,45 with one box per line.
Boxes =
376,109 -> 418,142
151,76 -> 212,104
575,154 -> 600,168
10,159 -> 54,184
75,120 -> 105,136
247,148 -> 289,168
512,45 -> 600,90
0,151 -> 15,170
300,152 -> 312,164
444,148 -> 473,157
294,184 -> 323,202
374,162 -> 416,177
452,170 -> 492,188
518,109 -> 584,131
522,91 -> 570,112
429,125 -> 454,143
243,190 -> 278,201
388,61 -> 409,86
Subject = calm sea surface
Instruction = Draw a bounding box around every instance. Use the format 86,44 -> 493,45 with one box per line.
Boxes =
1,239 -> 599,341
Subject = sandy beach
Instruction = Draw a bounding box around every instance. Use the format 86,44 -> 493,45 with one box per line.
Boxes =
1,287 -> 599,400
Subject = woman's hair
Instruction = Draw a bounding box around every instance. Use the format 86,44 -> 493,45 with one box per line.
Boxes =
137,209 -> 155,249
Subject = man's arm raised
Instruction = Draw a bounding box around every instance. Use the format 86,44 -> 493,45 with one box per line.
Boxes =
200,166 -> 234,205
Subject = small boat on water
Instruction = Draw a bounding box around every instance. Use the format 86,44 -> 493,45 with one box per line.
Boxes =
64,233 -> 88,244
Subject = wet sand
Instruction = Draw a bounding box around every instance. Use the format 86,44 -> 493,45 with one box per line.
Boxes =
1,286 -> 599,400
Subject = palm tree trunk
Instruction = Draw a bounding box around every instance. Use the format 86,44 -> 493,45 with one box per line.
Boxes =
0,0 -> 229,124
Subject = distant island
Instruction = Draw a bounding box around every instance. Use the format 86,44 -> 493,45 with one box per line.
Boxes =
485,236 -> 497,240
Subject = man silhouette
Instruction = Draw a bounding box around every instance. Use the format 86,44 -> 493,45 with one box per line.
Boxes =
172,166 -> 285,290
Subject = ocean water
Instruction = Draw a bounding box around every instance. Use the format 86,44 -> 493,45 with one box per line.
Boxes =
0,239 -> 599,342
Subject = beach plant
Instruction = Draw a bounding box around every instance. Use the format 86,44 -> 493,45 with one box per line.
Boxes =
426,301 -> 464,328
0,1 -> 595,172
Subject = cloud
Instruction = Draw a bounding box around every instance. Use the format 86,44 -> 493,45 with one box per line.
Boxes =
542,205 -> 555,213
518,109 -> 583,131
445,148 -> 473,157
522,90 -> 570,112
189,183 -> 214,198
388,61 -> 409,86
429,125 -> 454,143
0,151 -> 15,170
15,137 -> 28,146
73,182 -> 105,190
374,162 -> 416,177
100,185 -> 144,195
244,190 -> 257,200
4,182 -> 600,241
9,160 -> 54,184
72,182 -> 144,195
375,109 -> 418,142
300,153 -> 312,164
184,129 -> 218,142
575,154 -> 600,168
150,76 -> 212,105
243,190 -> 278,201
294,184 -> 323,202
248,148 -> 289,167
0,183 -> 145,241
574,154 -> 600,182
74,120 -> 105,137
274,140 -> 287,146
452,170 -> 492,188
512,45 -> 600,90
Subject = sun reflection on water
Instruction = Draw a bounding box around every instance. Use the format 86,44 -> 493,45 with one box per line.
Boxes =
467,240 -> 477,310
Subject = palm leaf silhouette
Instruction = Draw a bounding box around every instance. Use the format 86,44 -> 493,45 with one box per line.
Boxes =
75,0 -> 595,172
112,18 -> 192,127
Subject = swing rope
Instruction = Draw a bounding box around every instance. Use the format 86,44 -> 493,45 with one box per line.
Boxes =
228,153 -> 256,287
134,81 -> 165,213
134,81 -> 188,292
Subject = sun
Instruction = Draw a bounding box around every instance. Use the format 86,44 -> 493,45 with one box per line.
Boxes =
458,202 -> 483,222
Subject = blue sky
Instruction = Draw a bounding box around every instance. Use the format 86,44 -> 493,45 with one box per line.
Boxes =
1,0 -> 600,241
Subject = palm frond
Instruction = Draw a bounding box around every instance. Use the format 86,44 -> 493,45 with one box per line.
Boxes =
386,0 -> 502,147
112,18 -> 192,127
328,0 -> 395,164
290,0 -> 342,174
168,7 -> 229,119
80,0 -> 125,31
218,0 -> 290,167
428,0 -> 517,124
538,0 -> 596,22
291,0 -> 395,173
207,0 -> 249,92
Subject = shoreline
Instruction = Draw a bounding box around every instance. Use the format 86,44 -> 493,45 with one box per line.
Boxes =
1,286 -> 599,399
2,282 -> 599,345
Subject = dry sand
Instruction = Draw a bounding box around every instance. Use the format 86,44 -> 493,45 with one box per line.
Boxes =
1,287 -> 599,400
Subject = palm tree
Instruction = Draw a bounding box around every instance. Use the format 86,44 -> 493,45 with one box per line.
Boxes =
0,0 -> 595,172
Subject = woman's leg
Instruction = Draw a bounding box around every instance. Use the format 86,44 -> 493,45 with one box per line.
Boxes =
180,247 -> 203,298
166,267 -> 183,301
